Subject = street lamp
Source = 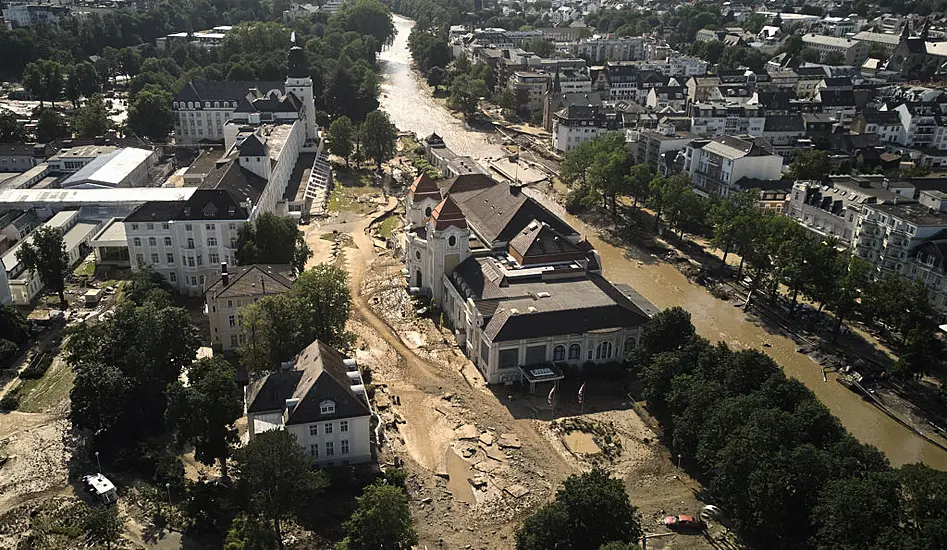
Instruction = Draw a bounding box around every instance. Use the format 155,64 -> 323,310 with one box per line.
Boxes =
677,454 -> 683,469
165,482 -> 172,508
95,451 -> 101,473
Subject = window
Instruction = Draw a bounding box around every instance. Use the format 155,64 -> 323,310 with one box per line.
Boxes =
324,422 -> 333,434
624,338 -> 636,354
448,235 -> 457,246
148,237 -> 156,246
151,253 -> 159,264
525,345 -> 546,364
340,420 -> 348,432
228,315 -> 236,327
309,424 -> 318,436
227,300 -> 233,308
310,444 -> 318,458
163,223 -> 169,230
230,334 -> 239,347
131,223 -> 139,230
210,253 -> 219,264
208,237 -> 218,247
136,253 -> 144,266
190,276 -> 197,286
415,251 -> 421,260
167,253 -> 174,263
320,400 -> 336,414
341,440 -> 349,455
169,272 -> 177,282
553,345 -> 566,361
596,341 -> 613,360
568,344 -> 581,360
164,237 -> 172,246
425,207 -> 432,217
185,224 -> 193,231
498,349 -> 518,369
133,237 -> 141,246
197,255 -> 203,266
206,223 -> 215,230
187,238 -> 194,249
325,442 -> 334,456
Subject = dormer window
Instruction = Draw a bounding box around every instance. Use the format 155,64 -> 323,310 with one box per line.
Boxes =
320,400 -> 336,414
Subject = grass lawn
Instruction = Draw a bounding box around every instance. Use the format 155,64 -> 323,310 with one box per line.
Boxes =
328,184 -> 378,214
17,356 -> 74,413
376,216 -> 400,240
72,258 -> 95,278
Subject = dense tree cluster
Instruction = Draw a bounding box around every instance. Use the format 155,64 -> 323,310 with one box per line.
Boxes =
240,263 -> 353,372
516,468 -> 642,550
0,306 -> 30,369
235,212 -> 312,275
635,307 -> 947,549
16,225 -> 70,306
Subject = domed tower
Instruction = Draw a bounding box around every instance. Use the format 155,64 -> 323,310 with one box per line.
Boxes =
286,45 -> 317,143
424,195 -> 470,304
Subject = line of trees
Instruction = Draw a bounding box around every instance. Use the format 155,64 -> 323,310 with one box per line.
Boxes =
634,307 -> 947,549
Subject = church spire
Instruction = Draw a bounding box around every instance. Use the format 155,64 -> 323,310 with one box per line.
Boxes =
552,62 -> 561,94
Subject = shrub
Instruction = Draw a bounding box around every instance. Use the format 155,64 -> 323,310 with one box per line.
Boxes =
19,352 -> 52,379
0,391 -> 20,412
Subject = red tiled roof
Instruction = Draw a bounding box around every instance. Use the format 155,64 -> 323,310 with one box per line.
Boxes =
408,173 -> 441,201
430,195 -> 467,230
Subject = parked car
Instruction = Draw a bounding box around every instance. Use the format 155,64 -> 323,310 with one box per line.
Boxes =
81,473 -> 117,504
664,514 -> 702,530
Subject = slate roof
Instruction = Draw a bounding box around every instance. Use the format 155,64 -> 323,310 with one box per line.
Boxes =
124,189 -> 249,222
205,264 -> 294,300
408,173 -> 441,201
430,195 -> 467,230
764,114 -> 805,132
859,110 -> 901,124
246,340 -> 371,423
508,220 -> 585,265
818,89 -> 856,107
439,175 -> 577,244
200,160 -> 268,206
174,80 -> 285,104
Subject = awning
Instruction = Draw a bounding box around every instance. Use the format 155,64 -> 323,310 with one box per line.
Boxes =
519,363 -> 565,384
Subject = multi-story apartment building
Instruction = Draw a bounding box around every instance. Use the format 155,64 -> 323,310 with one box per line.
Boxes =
801,34 -> 869,66
173,80 -> 285,145
787,176 -> 906,245
2,2 -> 69,29
851,110 -> 902,143
629,127 -> 697,174
567,37 -> 646,62
682,135 -> 782,197
204,263 -> 294,352
689,103 -> 766,138
645,85 -> 686,111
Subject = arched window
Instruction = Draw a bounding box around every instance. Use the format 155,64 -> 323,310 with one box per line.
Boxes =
568,344 -> 581,360
319,400 -> 335,414
553,345 -> 565,361
596,341 -> 613,360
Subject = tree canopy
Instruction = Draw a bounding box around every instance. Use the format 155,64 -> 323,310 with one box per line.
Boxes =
236,212 -> 312,275
338,482 -> 417,550
16,225 -> 69,306
360,110 -> 397,170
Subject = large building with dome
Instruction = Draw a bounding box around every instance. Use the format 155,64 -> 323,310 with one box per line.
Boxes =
403,172 -> 657,385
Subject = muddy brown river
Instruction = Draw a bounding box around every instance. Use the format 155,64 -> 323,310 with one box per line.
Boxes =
378,15 -> 947,469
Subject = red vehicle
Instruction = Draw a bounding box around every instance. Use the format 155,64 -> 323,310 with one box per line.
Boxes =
664,515 -> 702,530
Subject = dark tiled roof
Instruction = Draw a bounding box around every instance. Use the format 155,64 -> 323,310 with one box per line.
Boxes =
508,221 -> 584,265
818,89 -> 856,107
764,114 -> 805,132
123,200 -> 186,223
205,264 -> 294,299
239,134 -> 268,157
246,340 -> 371,422
174,80 -> 285,104
201,160 -> 268,206
859,110 -> 901,124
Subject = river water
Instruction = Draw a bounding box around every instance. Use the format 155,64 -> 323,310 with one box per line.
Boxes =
377,15 -> 947,469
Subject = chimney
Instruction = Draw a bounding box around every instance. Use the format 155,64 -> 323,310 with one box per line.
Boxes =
221,262 -> 229,286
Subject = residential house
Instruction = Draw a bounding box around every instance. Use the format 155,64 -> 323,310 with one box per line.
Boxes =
204,263 -> 295,352
246,340 -> 373,465
682,135 -> 783,197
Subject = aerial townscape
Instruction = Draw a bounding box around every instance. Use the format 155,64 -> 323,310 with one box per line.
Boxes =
6,0 -> 947,548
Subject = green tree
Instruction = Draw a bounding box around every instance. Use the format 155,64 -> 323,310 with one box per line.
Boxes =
811,472 -> 902,550
233,430 -> 330,550
166,357 -> 243,476
515,468 -> 642,550
83,504 -> 125,549
625,163 -> 653,210
339,0 -> 396,48
338,482 -> 418,550
826,256 -> 871,341
128,84 -> 173,141
64,61 -> 101,108
426,66 -> 446,88
22,59 -> 65,107
36,109 -> 68,143
236,212 -> 312,274
0,109 -> 23,142
16,225 -> 69,306
328,116 -> 355,167
72,95 -> 110,138
801,48 -> 822,64
0,305 -> 29,346
709,189 -> 758,269
361,110 -> 397,170
867,43 -> 889,62
240,263 -> 352,372
788,149 -> 833,182
447,73 -> 487,118
822,50 -> 846,65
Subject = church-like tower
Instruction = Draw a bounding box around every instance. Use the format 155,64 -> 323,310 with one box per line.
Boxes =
285,45 -> 318,143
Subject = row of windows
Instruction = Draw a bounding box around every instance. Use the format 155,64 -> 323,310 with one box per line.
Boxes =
309,439 -> 349,458
309,420 -> 349,436
134,251 -> 222,268
130,222 -> 235,232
